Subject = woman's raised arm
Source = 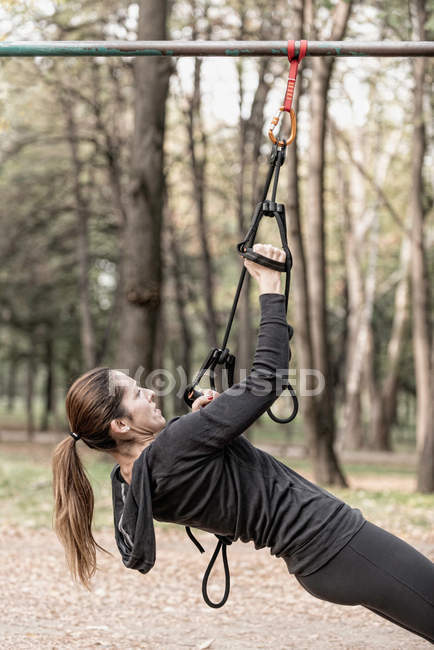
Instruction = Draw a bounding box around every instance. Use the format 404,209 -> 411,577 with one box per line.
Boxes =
155,246 -> 290,455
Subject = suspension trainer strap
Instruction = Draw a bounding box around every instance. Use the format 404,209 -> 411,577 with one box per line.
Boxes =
185,527 -> 232,608
284,39 -> 307,113
184,38 -> 308,418
234,144 -> 298,424
183,148 -> 299,421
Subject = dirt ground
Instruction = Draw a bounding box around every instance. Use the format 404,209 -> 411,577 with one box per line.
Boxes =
0,523 -> 432,650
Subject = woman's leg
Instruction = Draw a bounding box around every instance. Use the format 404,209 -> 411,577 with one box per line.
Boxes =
295,521 -> 434,643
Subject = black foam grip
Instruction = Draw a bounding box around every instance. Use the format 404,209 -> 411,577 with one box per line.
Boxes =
239,247 -> 287,272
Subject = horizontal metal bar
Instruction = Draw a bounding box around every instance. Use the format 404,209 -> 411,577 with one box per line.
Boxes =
0,40 -> 433,58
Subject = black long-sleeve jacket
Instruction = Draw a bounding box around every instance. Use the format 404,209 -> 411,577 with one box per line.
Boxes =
111,293 -> 364,577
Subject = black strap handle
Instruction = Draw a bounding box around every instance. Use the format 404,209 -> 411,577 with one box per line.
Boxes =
238,246 -> 287,272
186,527 -> 232,609
201,537 -> 231,609
236,203 -> 298,424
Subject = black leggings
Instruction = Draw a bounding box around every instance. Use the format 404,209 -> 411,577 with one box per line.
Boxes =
294,521 -> 434,643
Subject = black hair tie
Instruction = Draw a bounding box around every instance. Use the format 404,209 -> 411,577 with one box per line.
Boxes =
69,431 -> 81,442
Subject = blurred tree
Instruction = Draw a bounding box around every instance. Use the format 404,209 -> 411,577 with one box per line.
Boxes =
115,0 -> 172,380
59,91 -> 96,369
340,120 -> 396,450
165,206 -> 193,415
298,0 -> 353,485
286,0 -> 327,467
368,232 -> 411,451
183,0 -> 219,348
410,0 -> 433,492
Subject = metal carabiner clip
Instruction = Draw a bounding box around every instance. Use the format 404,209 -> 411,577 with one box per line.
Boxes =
268,107 -> 296,147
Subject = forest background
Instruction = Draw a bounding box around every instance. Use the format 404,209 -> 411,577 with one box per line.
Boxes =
0,0 -> 432,492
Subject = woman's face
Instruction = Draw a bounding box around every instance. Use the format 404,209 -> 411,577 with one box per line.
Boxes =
114,371 -> 166,435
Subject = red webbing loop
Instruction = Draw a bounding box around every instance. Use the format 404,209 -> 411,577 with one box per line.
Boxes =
283,39 -> 307,113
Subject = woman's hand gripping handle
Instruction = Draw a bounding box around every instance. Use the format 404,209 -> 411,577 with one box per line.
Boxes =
243,244 -> 285,295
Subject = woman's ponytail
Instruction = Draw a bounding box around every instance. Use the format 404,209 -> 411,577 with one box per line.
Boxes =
52,367 -> 130,589
52,436 -> 109,590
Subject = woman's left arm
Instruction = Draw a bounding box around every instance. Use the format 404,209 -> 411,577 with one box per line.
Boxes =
155,293 -> 289,460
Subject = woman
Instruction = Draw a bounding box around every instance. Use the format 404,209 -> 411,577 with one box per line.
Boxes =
53,244 -> 434,642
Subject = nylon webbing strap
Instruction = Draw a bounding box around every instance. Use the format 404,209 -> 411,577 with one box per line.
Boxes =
227,143 -> 298,424
284,39 -> 307,113
184,141 -> 298,425
185,526 -> 232,608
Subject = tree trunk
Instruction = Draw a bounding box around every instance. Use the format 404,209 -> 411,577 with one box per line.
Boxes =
370,236 -> 410,450
7,347 -> 18,411
235,34 -> 251,385
418,413 -> 434,493
235,50 -> 273,385
89,60 -> 129,365
287,0 -> 322,459
340,124 -> 386,451
166,213 -> 192,415
26,348 -> 36,440
184,3 -> 218,348
60,96 -> 96,369
90,60 -> 129,229
410,0 -> 433,492
152,296 -> 166,414
332,119 -> 408,451
40,336 -> 54,431
60,94 -> 96,370
96,280 -> 123,365
304,0 -> 353,484
116,0 -> 171,379
340,131 -> 367,450
360,121 -> 398,452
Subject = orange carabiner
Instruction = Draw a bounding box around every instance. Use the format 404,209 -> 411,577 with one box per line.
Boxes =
268,107 -> 296,147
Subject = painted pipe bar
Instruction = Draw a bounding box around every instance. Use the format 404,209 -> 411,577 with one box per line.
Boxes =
0,41 -> 433,58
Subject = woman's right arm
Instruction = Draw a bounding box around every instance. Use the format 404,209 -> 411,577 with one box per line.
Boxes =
156,245 -> 290,456
192,291 -> 289,445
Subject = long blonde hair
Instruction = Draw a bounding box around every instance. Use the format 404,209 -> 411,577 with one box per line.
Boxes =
52,367 -> 130,589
